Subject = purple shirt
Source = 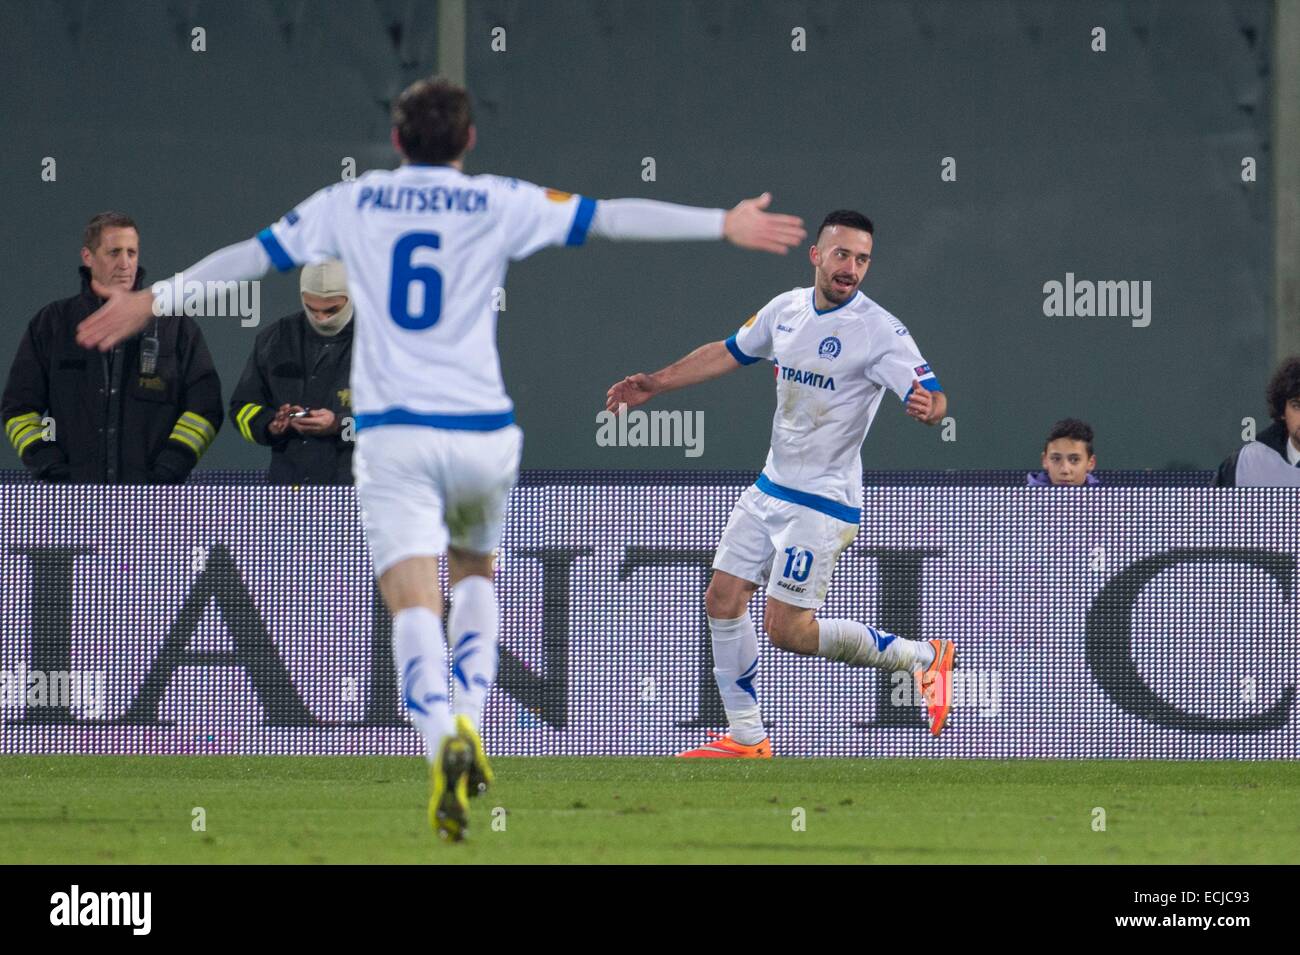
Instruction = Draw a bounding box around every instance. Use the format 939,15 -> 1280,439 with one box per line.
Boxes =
1026,471 -> 1101,486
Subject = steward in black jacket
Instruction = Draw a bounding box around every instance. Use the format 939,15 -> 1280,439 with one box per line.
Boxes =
3,266 -> 223,483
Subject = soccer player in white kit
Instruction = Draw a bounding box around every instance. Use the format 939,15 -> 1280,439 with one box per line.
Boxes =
606,211 -> 955,757
76,77 -> 807,838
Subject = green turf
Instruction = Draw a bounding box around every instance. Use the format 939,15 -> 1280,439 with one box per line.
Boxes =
1,756 -> 1296,863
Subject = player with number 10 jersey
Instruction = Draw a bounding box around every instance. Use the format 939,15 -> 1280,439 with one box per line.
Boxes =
605,210 -> 956,757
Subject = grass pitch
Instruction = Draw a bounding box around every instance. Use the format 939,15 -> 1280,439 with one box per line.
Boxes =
1,756 -> 1296,864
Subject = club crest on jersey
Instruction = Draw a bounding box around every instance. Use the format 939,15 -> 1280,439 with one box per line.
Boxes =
818,336 -> 841,360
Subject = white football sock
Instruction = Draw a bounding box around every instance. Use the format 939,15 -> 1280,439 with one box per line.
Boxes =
709,613 -> 765,745
392,607 -> 455,763
448,575 -> 500,730
915,640 -> 937,668
816,619 -> 932,671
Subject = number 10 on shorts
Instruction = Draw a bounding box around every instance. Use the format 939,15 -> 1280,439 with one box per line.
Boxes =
782,546 -> 813,583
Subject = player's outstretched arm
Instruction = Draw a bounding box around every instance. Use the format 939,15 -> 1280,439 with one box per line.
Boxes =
905,380 -> 948,425
722,193 -> 806,254
605,340 -> 742,413
77,237 -> 273,352
590,193 -> 805,254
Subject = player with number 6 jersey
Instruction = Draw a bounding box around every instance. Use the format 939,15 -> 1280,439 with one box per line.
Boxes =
75,76 -> 807,841
605,210 -> 956,757
259,172 -> 594,425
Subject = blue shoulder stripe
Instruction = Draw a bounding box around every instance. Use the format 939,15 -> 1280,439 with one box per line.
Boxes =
565,196 -> 597,246
903,376 -> 943,403
725,334 -> 761,366
257,227 -> 296,272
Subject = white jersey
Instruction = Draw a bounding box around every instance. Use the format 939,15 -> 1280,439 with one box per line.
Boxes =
727,287 -> 942,521
258,164 -> 594,431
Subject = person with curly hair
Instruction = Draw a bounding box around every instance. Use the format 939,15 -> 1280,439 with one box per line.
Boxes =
1214,357 -> 1300,486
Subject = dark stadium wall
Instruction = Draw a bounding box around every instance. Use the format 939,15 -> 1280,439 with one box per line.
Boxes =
1,0 -> 1272,472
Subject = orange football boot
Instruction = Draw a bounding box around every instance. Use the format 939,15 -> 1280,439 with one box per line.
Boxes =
914,639 -> 955,737
677,730 -> 773,758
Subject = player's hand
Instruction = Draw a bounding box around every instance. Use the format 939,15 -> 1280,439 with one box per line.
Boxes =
605,374 -> 657,413
290,408 -> 337,435
723,193 -> 806,255
906,380 -> 936,423
76,288 -> 157,351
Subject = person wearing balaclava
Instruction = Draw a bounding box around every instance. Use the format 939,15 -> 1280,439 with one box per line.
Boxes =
228,259 -> 356,485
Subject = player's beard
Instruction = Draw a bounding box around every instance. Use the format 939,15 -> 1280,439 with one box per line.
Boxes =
822,274 -> 855,303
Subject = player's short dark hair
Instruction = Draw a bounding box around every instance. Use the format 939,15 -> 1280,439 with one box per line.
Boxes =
1265,356 -> 1300,423
816,210 -> 874,242
82,211 -> 137,251
392,76 -> 473,165
1044,418 -> 1095,456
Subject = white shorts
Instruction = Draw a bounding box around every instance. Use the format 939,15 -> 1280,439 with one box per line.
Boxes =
354,424 -> 523,575
712,485 -> 859,609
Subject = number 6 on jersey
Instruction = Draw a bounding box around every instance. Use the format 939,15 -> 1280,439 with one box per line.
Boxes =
389,231 -> 443,329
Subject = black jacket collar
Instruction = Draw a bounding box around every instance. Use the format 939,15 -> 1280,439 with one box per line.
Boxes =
77,264 -> 148,307
1257,420 -> 1292,457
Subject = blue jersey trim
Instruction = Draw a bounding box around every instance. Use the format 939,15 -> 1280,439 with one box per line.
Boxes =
812,288 -> 859,316
725,334 -> 761,366
566,196 -> 597,246
354,408 -> 516,432
754,472 -> 861,524
903,376 -> 943,403
257,227 -> 296,273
